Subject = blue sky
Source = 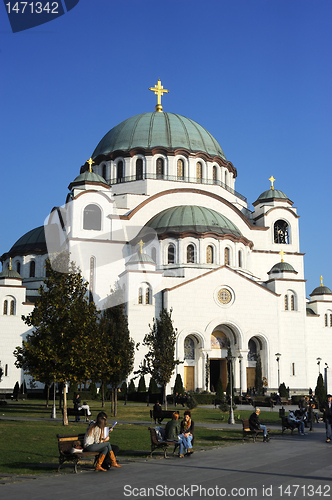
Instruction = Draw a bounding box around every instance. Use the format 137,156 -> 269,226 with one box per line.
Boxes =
0,0 -> 331,295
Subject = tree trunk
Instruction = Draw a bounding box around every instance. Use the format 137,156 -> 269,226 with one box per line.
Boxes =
46,383 -> 49,408
164,384 -> 167,410
114,388 -> 117,417
63,385 -> 68,426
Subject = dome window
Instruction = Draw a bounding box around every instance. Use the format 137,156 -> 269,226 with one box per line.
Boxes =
16,261 -> 21,274
156,158 -> 164,178
83,204 -> 101,231
117,161 -> 124,183
213,166 -> 217,184
168,244 -> 175,264
238,250 -> 243,268
102,164 -> 107,180
29,261 -> 36,278
136,159 -> 143,180
187,244 -> 195,264
177,159 -> 184,179
224,247 -> 230,266
274,220 -> 289,244
196,162 -> 202,183
206,245 -> 214,264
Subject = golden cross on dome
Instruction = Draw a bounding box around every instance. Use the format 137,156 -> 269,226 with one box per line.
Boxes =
9,257 -> 12,270
280,250 -> 285,262
149,79 -> 169,112
138,239 -> 145,254
321,275 -> 324,287
269,175 -> 275,190
87,157 -> 94,172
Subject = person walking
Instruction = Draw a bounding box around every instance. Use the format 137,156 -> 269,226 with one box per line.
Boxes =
323,394 -> 332,443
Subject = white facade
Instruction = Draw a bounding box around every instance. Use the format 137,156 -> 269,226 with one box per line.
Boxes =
1,109 -> 331,395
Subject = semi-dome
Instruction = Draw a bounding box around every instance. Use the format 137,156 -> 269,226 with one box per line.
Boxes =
145,205 -> 242,237
268,261 -> 297,274
71,171 -> 107,186
310,285 -> 332,296
92,112 -> 226,160
0,268 -> 22,279
127,252 -> 155,265
7,226 -> 46,257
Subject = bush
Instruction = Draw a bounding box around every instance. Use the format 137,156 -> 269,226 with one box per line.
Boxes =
186,394 -> 198,409
138,376 -> 147,393
148,377 -> 159,394
128,380 -> 136,394
174,374 -> 185,395
189,393 -> 215,405
279,382 -> 288,398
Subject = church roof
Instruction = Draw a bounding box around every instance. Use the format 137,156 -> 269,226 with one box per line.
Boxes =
310,285 -> 332,296
268,261 -> 297,274
7,226 -> 46,257
0,268 -> 22,279
92,112 -> 226,160
70,171 -> 107,186
127,252 -> 155,265
146,205 -> 242,237
255,188 -> 290,204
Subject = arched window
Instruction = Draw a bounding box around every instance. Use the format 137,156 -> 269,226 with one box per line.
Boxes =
238,250 -> 243,268
138,288 -> 143,304
136,158 -> 143,180
16,261 -> 21,274
225,170 -> 228,186
248,339 -> 257,361
274,220 -> 289,244
151,247 -> 157,263
184,337 -> 195,360
156,158 -> 164,178
168,244 -> 175,264
102,164 -> 107,180
10,300 -> 15,315
325,314 -> 328,327
83,204 -> 101,231
187,244 -> 195,263
206,245 -> 214,264
290,294 -> 295,311
213,166 -> 217,184
330,314 -> 332,327
117,161 -> 124,183
196,162 -> 202,182
177,159 -> 184,179
224,248 -> 230,266
284,295 -> 289,310
29,261 -> 35,278
3,300 -> 8,315
145,286 -> 151,305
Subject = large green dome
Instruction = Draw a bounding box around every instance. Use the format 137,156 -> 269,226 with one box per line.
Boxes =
146,206 -> 241,237
9,226 -> 46,257
92,112 -> 226,160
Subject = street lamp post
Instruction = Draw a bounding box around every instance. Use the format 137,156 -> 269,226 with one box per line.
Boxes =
238,354 -> 243,396
275,353 -> 281,389
317,357 -> 322,374
227,354 -> 235,424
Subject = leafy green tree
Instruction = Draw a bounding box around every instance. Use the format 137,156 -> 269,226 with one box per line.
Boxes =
128,379 -> 136,394
255,352 -> 264,396
315,373 -> 327,408
174,373 -> 185,395
95,288 -> 135,416
279,382 -> 288,398
13,381 -> 20,400
14,253 -> 99,425
136,308 -> 181,410
120,381 -> 127,395
138,375 -> 147,393
216,377 -> 224,400
205,354 -> 210,391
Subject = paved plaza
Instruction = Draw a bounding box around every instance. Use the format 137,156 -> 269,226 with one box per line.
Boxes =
1,421 -> 332,500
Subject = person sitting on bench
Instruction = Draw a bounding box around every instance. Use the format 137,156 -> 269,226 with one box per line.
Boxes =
287,411 -> 306,435
165,412 -> 180,442
83,412 -> 121,471
249,408 -> 269,442
178,410 -> 194,457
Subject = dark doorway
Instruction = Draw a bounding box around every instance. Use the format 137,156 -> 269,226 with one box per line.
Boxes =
210,359 -> 228,392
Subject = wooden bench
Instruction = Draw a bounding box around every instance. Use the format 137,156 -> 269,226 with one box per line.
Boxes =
62,407 -> 90,422
150,409 -> 180,424
57,433 -> 98,473
148,427 -> 179,458
281,416 -> 296,434
242,419 -> 269,442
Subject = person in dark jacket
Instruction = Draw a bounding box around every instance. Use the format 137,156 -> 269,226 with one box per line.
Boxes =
73,393 -> 81,422
249,408 -> 269,442
323,394 -> 332,442
165,412 -> 180,441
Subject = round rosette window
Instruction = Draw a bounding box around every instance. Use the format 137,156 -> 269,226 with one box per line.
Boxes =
214,286 -> 234,307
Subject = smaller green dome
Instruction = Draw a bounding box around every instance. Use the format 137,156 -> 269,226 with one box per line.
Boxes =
127,252 -> 155,265
256,189 -> 289,203
0,268 -> 22,279
269,262 -> 296,274
71,171 -> 107,185
310,285 -> 332,296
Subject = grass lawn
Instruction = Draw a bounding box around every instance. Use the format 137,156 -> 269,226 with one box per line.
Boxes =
0,400 -> 284,475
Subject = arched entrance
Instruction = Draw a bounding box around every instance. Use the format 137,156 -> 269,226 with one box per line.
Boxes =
209,325 -> 239,392
246,335 -> 267,392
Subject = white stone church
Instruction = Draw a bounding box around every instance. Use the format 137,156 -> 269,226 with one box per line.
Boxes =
1,81 -> 332,395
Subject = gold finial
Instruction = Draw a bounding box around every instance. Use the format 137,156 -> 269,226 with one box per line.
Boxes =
321,275 -> 324,287
149,79 -> 169,112
9,257 -> 12,270
280,250 -> 285,263
269,175 -> 275,190
138,239 -> 144,254
87,157 -> 94,172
